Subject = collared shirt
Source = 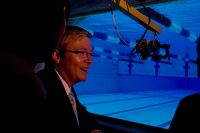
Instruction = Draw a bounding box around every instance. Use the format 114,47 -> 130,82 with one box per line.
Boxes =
54,69 -> 80,126
54,68 -> 71,95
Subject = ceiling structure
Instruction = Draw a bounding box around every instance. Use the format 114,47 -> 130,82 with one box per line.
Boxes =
68,0 -> 200,63
69,0 -> 177,18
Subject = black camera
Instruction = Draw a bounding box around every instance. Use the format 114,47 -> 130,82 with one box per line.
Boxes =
131,39 -> 170,61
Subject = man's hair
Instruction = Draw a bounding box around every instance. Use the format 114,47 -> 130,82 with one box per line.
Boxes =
57,25 -> 91,52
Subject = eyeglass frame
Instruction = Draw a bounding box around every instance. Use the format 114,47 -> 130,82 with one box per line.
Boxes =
60,49 -> 94,58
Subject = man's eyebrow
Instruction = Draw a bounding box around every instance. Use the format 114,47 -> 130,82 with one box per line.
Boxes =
76,48 -> 92,51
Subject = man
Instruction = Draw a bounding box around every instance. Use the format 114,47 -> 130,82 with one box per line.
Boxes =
37,26 -> 102,133
1,0 -> 70,132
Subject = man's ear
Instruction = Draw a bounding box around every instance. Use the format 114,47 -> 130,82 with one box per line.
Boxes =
52,50 -> 61,64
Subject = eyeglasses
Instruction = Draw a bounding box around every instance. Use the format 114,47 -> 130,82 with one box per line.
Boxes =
62,49 -> 93,58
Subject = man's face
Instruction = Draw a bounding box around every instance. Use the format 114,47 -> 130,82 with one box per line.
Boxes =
58,36 -> 93,86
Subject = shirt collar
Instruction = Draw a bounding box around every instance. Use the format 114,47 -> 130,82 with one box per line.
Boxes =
54,69 -> 71,95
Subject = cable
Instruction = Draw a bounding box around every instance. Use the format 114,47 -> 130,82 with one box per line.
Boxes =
129,0 -> 152,56
109,4 -> 130,46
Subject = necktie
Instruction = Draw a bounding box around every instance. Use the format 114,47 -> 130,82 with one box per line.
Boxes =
68,91 -> 79,125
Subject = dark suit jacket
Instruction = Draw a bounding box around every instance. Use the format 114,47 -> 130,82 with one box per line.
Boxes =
169,93 -> 200,133
37,67 -> 99,133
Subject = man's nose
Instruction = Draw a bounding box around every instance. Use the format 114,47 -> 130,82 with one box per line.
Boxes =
86,54 -> 92,64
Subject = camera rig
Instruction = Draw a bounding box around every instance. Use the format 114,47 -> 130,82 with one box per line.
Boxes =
129,39 -> 170,61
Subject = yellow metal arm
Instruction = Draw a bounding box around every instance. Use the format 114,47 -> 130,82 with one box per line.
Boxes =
109,0 -> 162,33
